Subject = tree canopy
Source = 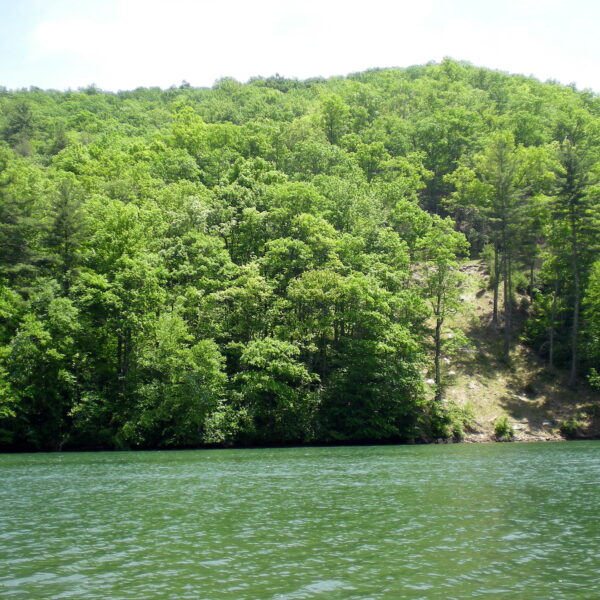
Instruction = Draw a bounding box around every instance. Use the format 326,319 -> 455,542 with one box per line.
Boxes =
0,60 -> 598,450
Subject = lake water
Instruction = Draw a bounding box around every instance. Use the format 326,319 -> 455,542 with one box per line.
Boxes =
1,442 -> 599,599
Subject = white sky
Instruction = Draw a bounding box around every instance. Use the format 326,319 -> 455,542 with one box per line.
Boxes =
1,0 -> 599,92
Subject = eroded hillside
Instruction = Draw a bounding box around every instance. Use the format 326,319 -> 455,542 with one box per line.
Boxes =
441,261 -> 600,442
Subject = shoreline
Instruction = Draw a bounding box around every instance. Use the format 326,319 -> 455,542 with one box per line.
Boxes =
2,433 -> 599,454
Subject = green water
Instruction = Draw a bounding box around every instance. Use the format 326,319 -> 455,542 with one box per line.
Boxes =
1,442 -> 599,600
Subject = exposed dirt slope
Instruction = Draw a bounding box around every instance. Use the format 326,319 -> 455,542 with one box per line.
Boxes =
439,261 -> 600,442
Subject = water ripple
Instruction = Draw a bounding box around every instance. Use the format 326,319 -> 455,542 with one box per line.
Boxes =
1,442 -> 600,599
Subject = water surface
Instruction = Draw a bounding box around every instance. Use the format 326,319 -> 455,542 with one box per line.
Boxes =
1,442 -> 599,599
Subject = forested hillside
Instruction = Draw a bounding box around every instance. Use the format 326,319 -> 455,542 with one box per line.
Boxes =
1,59 -> 598,450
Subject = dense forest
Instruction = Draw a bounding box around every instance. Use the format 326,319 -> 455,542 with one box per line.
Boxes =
0,59 -> 598,451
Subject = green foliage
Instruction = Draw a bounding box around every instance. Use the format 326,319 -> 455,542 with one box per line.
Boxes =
4,282 -> 81,449
494,415 -> 515,441
417,217 -> 469,400
234,338 -> 319,443
320,94 -> 349,144
559,417 -> 585,439
3,101 -> 36,151
583,262 -> 600,379
512,270 -> 529,296
588,369 -> 600,391
132,313 -> 226,447
0,61 -> 599,449
425,401 -> 475,441
321,326 -> 425,442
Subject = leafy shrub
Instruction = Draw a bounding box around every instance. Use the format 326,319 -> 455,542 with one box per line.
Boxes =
519,295 -> 531,312
426,401 -> 474,441
494,415 -> 514,441
559,418 -> 584,439
481,244 -> 495,281
513,270 -> 529,295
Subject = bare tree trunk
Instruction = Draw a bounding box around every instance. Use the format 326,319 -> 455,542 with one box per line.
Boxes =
568,207 -> 580,387
434,312 -> 443,402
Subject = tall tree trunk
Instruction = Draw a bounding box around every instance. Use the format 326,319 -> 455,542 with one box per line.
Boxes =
492,243 -> 499,325
434,307 -> 443,402
568,206 -> 580,387
549,279 -> 558,369
501,211 -> 511,359
508,253 -> 513,325
503,253 -> 510,358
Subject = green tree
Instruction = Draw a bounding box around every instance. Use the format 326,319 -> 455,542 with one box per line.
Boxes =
3,101 -> 36,154
0,149 -> 43,287
322,325 -> 424,441
130,311 -> 226,447
43,177 -> 87,292
4,282 -> 80,449
234,337 -> 318,443
553,140 -> 600,385
320,94 -> 350,144
418,218 -> 469,400
584,261 -> 600,383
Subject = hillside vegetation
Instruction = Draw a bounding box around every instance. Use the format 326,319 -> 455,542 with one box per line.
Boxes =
0,59 -> 599,450
444,261 -> 600,441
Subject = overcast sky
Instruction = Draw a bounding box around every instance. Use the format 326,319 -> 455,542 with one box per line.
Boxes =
1,0 -> 599,92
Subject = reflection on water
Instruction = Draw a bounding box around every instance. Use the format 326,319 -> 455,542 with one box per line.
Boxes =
1,442 -> 599,599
